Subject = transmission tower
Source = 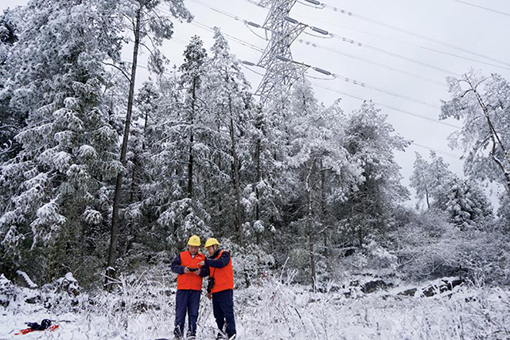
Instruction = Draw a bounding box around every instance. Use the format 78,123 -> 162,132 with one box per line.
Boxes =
255,0 -> 308,101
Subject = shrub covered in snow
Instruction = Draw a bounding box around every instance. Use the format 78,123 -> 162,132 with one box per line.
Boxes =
392,209 -> 510,285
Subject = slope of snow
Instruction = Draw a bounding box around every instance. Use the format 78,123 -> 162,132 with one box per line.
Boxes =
0,274 -> 508,339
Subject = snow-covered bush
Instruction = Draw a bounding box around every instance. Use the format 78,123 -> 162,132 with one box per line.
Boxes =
394,209 -> 510,285
364,239 -> 398,270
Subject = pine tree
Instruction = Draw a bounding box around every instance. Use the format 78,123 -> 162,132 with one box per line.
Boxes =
203,28 -> 254,246
106,0 -> 192,286
0,9 -> 22,163
143,36 -> 212,251
444,176 -> 493,229
284,79 -> 358,286
339,102 -> 410,248
0,0 -> 124,284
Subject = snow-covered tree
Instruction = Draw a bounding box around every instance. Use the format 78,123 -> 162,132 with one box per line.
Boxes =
0,0 -> 124,283
284,80 -> 360,286
106,0 -> 192,285
410,151 -> 454,210
338,102 -> 410,248
202,28 -> 255,246
410,153 -> 432,209
243,104 -> 282,245
497,192 -> 510,232
441,71 -> 510,196
142,37 -> 212,251
0,9 -> 22,162
444,176 -> 493,230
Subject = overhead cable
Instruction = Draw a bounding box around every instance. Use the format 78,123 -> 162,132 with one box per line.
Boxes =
308,81 -> 461,129
189,0 -> 462,77
290,14 -> 510,72
297,39 -> 445,86
284,16 -> 461,76
410,142 -> 461,159
240,61 -> 459,129
190,18 -> 441,109
299,0 -> 510,67
453,0 -> 510,17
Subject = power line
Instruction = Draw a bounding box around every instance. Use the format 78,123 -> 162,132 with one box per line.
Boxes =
308,81 -> 460,129
291,13 -> 510,72
191,21 -> 265,52
264,52 -> 441,109
297,38 -> 445,86
410,142 -> 461,159
284,16 -> 462,77
159,3 -> 266,52
189,0 -> 462,77
166,5 -> 458,128
241,61 -> 460,129
298,0 -> 510,68
191,17 -> 441,109
243,0 -> 510,72
453,0 -> 510,17
241,62 -> 462,158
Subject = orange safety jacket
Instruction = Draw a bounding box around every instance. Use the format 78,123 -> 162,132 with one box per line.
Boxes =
210,250 -> 234,294
177,251 -> 205,291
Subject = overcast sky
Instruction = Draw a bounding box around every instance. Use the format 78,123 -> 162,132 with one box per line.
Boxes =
2,0 -> 509,208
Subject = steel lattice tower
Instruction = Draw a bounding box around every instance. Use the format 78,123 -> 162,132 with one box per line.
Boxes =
255,0 -> 307,101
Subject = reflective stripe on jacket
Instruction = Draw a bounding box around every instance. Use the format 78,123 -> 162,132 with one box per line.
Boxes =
210,250 -> 234,293
177,251 -> 205,291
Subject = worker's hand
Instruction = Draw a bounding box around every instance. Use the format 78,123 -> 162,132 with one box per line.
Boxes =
184,267 -> 191,274
207,292 -> 212,300
193,269 -> 201,276
197,261 -> 205,267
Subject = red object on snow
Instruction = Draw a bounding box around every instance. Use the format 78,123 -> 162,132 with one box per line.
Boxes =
14,324 -> 59,335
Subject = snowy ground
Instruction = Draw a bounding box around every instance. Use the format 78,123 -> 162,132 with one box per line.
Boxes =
1,275 -> 509,340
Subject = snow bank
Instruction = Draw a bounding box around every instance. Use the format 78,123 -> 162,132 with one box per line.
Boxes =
0,273 -> 508,339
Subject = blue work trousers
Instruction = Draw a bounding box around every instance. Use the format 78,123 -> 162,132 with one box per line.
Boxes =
212,289 -> 236,338
174,289 -> 201,337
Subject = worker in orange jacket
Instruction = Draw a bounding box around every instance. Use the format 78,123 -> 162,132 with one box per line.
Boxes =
171,235 -> 207,340
198,238 -> 236,340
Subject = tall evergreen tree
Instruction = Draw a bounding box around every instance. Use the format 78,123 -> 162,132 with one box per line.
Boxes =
284,80 -> 359,286
106,0 -> 192,286
339,102 -> 409,248
0,0 -> 123,284
0,9 -> 22,163
203,28 -> 254,246
143,36 -> 211,251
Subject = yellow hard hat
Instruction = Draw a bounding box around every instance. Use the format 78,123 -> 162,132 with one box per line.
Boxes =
204,238 -> 220,248
188,235 -> 201,247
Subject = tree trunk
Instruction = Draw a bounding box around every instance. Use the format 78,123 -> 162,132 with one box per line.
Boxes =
319,159 -> 328,259
306,161 -> 316,290
187,78 -> 196,198
425,187 -> 430,209
105,8 -> 142,290
307,184 -> 316,291
469,78 -> 510,194
255,137 -> 261,222
255,136 -> 261,245
229,114 -> 243,246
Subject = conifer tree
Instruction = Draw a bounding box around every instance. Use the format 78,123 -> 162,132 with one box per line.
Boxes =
0,0 -> 123,283
339,102 -> 409,248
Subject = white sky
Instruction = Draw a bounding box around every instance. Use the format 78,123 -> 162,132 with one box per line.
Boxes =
3,0 -> 509,208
